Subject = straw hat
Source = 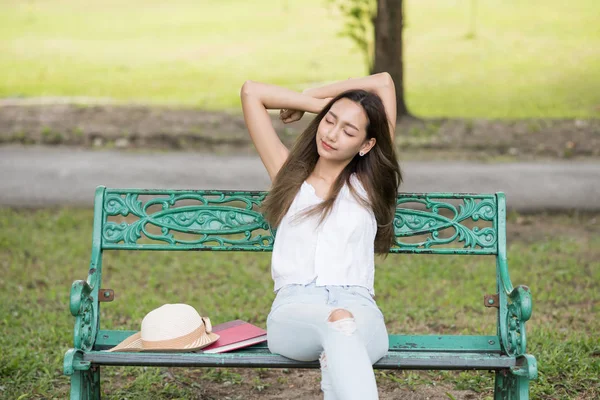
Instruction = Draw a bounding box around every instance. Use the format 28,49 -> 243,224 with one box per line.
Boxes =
108,304 -> 220,352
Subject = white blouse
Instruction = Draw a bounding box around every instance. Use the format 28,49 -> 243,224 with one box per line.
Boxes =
271,174 -> 378,296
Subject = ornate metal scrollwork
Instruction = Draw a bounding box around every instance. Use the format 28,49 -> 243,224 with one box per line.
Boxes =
394,196 -> 497,251
103,191 -> 498,252
70,280 -> 97,351
505,286 -> 532,356
103,191 -> 274,250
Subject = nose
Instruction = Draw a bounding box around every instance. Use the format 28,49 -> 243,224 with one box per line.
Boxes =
324,125 -> 339,142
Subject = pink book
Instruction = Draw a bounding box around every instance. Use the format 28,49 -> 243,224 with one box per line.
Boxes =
201,319 -> 267,354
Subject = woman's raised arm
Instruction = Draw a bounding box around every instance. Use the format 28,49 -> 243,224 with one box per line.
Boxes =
302,73 -> 397,142
240,81 -> 327,181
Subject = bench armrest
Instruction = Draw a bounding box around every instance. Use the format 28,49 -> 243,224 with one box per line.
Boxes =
497,255 -> 532,356
508,285 -> 532,322
504,284 -> 532,356
70,279 -> 98,351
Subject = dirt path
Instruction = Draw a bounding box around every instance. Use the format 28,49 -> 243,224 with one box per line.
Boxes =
1,103 -> 599,161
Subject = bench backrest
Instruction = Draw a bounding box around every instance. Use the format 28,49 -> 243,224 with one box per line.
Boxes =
97,187 -> 504,255
80,186 -> 528,357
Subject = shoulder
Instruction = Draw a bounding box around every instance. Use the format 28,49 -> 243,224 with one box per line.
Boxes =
348,173 -> 368,199
346,174 -> 375,219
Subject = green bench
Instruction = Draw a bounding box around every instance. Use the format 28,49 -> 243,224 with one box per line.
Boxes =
63,186 -> 537,399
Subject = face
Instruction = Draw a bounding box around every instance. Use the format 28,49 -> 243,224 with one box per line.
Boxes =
316,98 -> 376,162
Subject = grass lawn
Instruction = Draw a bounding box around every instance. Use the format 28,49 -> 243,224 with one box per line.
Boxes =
0,208 -> 598,399
0,0 -> 599,118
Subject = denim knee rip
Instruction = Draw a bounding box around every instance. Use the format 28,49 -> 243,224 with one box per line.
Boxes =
327,308 -> 357,336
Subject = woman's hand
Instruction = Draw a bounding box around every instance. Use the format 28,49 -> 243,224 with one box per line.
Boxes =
279,108 -> 304,124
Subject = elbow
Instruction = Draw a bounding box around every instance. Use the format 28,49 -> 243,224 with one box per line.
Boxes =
240,80 -> 257,99
377,72 -> 394,89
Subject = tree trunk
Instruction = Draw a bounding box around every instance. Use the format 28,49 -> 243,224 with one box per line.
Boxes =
373,0 -> 408,118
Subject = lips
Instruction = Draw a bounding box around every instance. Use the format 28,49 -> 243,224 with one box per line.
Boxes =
321,140 -> 336,151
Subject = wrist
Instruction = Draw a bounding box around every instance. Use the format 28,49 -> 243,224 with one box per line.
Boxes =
301,89 -> 331,113
307,97 -> 325,114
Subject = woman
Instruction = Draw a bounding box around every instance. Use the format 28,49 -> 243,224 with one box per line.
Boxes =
240,73 -> 402,400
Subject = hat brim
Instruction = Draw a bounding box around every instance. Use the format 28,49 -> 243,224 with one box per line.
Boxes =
108,331 -> 220,353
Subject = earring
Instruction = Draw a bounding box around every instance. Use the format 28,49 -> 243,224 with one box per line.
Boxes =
359,151 -> 365,156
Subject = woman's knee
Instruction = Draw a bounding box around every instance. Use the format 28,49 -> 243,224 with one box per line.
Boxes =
327,308 -> 357,336
328,308 -> 354,322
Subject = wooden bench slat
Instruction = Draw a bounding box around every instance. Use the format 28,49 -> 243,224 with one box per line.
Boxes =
95,330 -> 502,353
84,350 -> 515,370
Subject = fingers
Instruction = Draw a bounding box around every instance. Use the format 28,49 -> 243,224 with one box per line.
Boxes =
279,109 -> 302,124
280,109 -> 291,120
282,115 -> 295,124
280,109 -> 297,122
279,110 -> 290,124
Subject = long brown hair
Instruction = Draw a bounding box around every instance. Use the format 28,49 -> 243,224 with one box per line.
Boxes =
263,89 -> 402,254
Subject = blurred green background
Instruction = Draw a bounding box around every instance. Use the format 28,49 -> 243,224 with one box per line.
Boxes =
1,0 -> 599,117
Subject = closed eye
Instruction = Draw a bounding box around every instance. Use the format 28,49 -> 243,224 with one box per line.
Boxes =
325,119 -> 333,125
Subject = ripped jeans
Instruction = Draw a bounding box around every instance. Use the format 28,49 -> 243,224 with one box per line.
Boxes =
266,280 -> 389,400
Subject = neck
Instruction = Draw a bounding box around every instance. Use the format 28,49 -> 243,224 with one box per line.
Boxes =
312,157 -> 350,184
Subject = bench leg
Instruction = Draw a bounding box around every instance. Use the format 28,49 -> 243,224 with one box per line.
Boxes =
494,370 -> 529,399
70,366 -> 101,400
494,354 -> 537,399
